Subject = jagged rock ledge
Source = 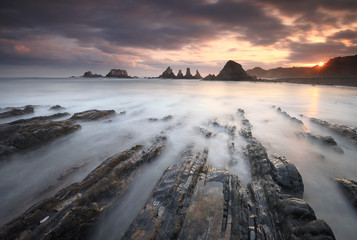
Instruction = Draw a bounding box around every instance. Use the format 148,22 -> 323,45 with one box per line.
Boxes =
334,178 -> 357,209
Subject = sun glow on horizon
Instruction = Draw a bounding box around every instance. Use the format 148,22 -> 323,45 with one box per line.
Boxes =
318,62 -> 324,67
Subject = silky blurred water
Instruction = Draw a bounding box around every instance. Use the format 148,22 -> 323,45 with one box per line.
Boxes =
0,78 -> 356,239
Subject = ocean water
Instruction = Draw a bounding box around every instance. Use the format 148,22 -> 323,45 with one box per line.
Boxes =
0,77 -> 356,239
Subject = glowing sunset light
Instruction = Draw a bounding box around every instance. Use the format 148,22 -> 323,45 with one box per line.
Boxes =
318,62 -> 324,67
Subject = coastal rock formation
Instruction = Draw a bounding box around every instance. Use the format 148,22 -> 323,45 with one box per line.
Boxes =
159,66 -> 176,79
204,60 -> 252,81
177,69 -> 184,78
106,69 -> 130,78
0,115 -> 80,160
194,70 -> 202,79
82,71 -> 103,78
0,136 -> 167,240
0,105 -> 34,118
184,68 -> 193,79
335,178 -> 357,209
122,109 -> 334,239
70,109 -> 115,121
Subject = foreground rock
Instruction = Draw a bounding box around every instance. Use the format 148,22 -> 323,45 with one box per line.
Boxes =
204,60 -> 252,81
310,118 -> 357,146
335,178 -> 357,209
0,136 -> 167,240
274,106 -> 303,125
70,109 -> 115,121
0,105 -> 34,118
123,110 -> 334,239
106,69 -> 131,78
0,115 -> 80,160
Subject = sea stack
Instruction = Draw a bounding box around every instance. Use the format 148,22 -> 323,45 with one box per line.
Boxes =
159,67 -> 176,79
194,70 -> 202,79
177,70 -> 184,78
204,60 -> 252,80
106,69 -> 130,78
184,68 -> 193,79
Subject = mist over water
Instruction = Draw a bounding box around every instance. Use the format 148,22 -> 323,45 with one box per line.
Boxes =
0,78 -> 356,239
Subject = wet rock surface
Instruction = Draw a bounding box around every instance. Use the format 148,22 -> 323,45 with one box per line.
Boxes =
0,136 -> 167,240
70,109 -> 115,121
0,105 -> 34,118
335,178 -> 357,209
0,108 -> 336,240
0,115 -> 80,160
310,117 -> 357,146
122,109 -> 334,240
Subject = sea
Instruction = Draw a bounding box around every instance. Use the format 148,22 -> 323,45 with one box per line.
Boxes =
0,77 -> 356,239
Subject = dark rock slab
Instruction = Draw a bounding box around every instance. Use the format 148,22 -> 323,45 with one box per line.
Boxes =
177,70 -> 184,78
310,118 -> 357,145
0,136 -> 167,240
196,127 -> 215,138
0,105 -> 34,119
70,109 -> 115,121
123,148 -> 208,239
0,117 -> 80,160
335,178 -> 357,209
184,68 -> 193,79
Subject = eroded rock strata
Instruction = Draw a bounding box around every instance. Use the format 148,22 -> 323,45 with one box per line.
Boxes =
123,109 -> 334,239
0,109 -> 336,239
0,136 -> 167,240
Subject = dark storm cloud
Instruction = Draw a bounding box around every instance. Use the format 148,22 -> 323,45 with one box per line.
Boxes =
329,29 -> 357,41
287,41 -> 357,62
0,0 -> 288,49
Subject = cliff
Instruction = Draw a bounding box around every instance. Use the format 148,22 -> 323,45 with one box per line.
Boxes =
247,54 -> 357,78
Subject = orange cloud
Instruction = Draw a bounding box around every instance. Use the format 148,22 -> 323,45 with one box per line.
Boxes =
14,45 -> 31,54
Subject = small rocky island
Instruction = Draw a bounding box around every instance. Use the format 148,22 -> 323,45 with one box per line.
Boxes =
82,69 -> 132,78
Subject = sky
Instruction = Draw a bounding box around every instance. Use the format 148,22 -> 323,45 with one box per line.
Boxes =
0,0 -> 357,77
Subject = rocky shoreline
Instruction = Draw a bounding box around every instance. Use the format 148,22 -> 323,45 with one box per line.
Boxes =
1,105 -> 352,239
